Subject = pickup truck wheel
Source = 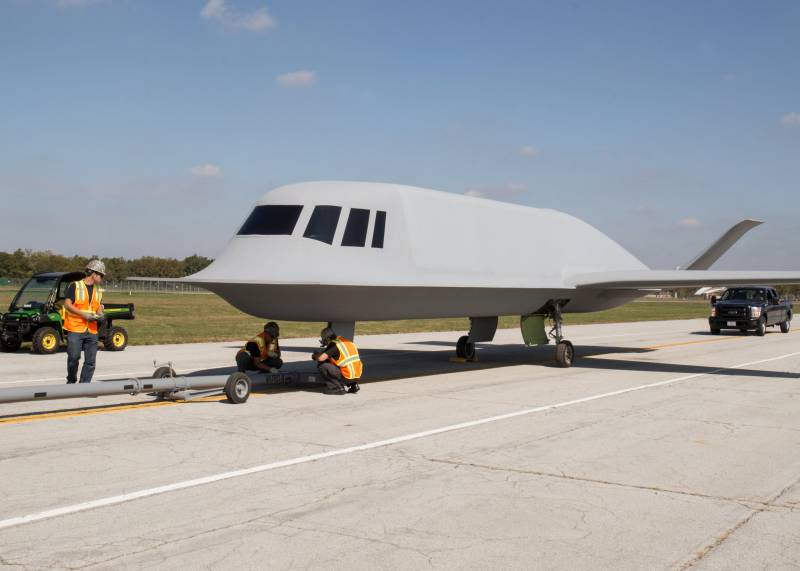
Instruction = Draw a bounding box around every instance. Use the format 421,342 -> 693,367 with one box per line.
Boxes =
781,319 -> 791,334
710,327 -> 720,335
755,318 -> 766,337
1,338 -> 21,352
32,327 -> 60,355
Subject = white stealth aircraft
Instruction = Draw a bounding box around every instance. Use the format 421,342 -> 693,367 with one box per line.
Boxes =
185,181 -> 800,367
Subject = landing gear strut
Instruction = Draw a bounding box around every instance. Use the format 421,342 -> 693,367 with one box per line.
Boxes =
545,300 -> 574,368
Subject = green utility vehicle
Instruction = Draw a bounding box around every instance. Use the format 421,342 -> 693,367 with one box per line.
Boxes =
0,272 -> 135,354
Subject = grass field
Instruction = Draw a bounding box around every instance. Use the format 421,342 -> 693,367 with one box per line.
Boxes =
0,286 -> 711,347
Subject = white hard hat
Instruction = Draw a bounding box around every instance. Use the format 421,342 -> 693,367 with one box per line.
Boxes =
86,259 -> 106,276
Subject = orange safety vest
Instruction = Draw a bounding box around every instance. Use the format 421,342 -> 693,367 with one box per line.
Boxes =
238,332 -> 279,361
63,280 -> 103,334
330,337 -> 363,380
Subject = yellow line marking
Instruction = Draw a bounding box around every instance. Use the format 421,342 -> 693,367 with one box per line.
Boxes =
643,337 -> 748,351
0,394 -> 229,426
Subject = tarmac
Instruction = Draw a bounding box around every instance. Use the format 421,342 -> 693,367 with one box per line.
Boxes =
0,318 -> 798,570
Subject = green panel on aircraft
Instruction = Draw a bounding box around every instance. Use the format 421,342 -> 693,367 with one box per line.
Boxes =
520,314 -> 549,346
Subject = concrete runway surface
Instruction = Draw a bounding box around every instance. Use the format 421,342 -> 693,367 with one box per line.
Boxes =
0,319 -> 798,570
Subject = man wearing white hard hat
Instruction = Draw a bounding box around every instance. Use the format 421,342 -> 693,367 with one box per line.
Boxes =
63,259 -> 106,384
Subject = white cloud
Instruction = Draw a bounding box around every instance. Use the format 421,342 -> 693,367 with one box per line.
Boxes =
276,70 -> 316,87
678,217 -> 701,228
190,164 -> 222,177
464,190 -> 486,198
201,0 -> 275,31
505,182 -> 528,193
519,146 -> 540,157
781,112 -> 800,126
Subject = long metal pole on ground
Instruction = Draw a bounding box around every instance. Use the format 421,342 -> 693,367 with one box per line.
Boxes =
0,375 -> 233,405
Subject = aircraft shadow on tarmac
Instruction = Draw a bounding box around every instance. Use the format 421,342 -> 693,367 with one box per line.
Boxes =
187,342 -> 798,398
3,342 -> 795,420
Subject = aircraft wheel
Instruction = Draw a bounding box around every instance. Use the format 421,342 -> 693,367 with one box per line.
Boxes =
555,340 -> 574,368
755,318 -> 766,337
456,336 -> 475,360
225,372 -> 251,404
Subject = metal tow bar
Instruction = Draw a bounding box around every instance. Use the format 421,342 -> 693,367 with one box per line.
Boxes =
0,363 -> 254,405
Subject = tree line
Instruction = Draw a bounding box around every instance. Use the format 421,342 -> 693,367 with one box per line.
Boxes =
0,250 -> 213,280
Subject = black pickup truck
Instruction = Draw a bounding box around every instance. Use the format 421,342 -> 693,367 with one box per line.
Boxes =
709,286 -> 792,336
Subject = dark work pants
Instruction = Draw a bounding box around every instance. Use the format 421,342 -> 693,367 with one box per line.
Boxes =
236,352 -> 283,373
318,362 -> 344,390
66,331 -> 98,384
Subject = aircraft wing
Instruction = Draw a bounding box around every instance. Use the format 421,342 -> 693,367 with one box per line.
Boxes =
568,270 -> 800,290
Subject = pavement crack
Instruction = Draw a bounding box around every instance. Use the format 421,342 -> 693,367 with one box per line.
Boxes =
280,523 -> 435,566
424,457 -> 793,511
676,474 -> 800,570
0,555 -> 28,569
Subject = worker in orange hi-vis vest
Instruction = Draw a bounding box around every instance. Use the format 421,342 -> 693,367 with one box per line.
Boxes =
312,326 -> 362,395
63,259 -> 106,384
236,321 -> 283,374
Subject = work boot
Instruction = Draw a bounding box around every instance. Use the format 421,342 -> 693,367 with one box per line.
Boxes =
347,383 -> 360,394
323,388 -> 346,395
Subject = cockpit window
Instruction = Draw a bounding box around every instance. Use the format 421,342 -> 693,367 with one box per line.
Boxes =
371,211 -> 386,248
238,205 -> 303,236
303,205 -> 342,245
341,208 -> 370,247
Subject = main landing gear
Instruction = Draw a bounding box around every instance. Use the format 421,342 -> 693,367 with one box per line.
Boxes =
546,300 -> 574,368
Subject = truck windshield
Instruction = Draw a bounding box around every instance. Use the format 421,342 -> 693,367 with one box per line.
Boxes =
720,288 -> 765,302
10,276 -> 58,310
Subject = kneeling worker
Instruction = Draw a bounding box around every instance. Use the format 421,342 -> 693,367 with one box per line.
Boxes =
312,327 -> 362,395
236,321 -> 283,374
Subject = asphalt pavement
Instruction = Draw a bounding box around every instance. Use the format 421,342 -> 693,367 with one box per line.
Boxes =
0,319 -> 798,570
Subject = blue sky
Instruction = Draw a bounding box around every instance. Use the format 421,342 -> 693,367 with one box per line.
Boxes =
1,0 -> 798,269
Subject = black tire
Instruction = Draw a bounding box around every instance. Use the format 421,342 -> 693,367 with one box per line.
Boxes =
755,318 -> 766,337
710,328 -> 721,335
555,340 -> 574,368
32,326 -> 60,355
1,338 -> 21,353
456,335 -> 476,360
781,319 -> 791,334
225,372 -> 251,404
152,366 -> 176,379
104,326 -> 128,352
